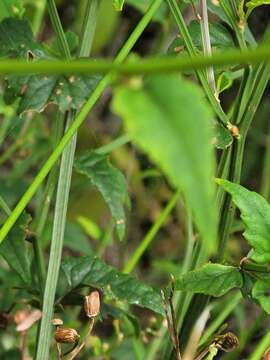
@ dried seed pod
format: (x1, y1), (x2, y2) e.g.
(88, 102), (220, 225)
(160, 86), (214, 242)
(55, 328), (80, 344)
(215, 332), (239, 352)
(227, 122), (240, 139)
(84, 291), (100, 318)
(52, 318), (63, 327)
(16, 310), (42, 332)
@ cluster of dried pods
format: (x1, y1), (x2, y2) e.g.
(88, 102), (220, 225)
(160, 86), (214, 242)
(52, 290), (100, 360)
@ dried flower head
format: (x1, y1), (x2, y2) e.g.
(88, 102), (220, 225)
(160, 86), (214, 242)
(84, 291), (100, 318)
(15, 309), (42, 332)
(52, 318), (63, 327)
(215, 332), (239, 352)
(55, 328), (80, 344)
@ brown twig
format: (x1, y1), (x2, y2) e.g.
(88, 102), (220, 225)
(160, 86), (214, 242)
(168, 278), (181, 360)
(67, 318), (95, 360)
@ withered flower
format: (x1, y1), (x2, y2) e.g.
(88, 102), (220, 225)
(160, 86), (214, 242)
(84, 291), (100, 318)
(55, 328), (80, 344)
(215, 332), (239, 352)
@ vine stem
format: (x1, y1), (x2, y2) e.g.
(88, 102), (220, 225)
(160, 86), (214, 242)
(34, 1), (163, 359)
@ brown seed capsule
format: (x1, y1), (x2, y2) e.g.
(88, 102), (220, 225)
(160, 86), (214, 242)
(227, 122), (240, 139)
(215, 332), (239, 352)
(84, 291), (100, 318)
(55, 328), (80, 344)
(52, 318), (63, 327)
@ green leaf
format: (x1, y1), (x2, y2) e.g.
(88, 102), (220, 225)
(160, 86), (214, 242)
(0, 213), (31, 284)
(0, 0), (24, 21)
(175, 263), (243, 297)
(112, 74), (217, 252)
(168, 21), (234, 55)
(217, 179), (270, 264)
(246, 0), (270, 19)
(113, 0), (125, 11)
(0, 18), (100, 114)
(74, 150), (129, 240)
(214, 123), (233, 149)
(252, 279), (270, 314)
(0, 18), (43, 59)
(57, 256), (163, 315)
(216, 70), (243, 95)
(5, 73), (100, 114)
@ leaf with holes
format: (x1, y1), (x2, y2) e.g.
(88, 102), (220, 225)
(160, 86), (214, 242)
(175, 263), (243, 297)
(57, 256), (163, 315)
(0, 18), (101, 114)
(217, 179), (270, 264)
(74, 150), (129, 240)
(0, 213), (31, 284)
(112, 74), (217, 252)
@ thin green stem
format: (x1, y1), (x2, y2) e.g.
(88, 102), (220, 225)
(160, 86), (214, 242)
(199, 0), (216, 95)
(1, 46), (270, 76)
(219, 0), (247, 49)
(34, 1), (163, 359)
(0, 0), (163, 245)
(162, 0), (228, 124)
(36, 112), (77, 360)
(123, 190), (180, 274)
(249, 330), (270, 360)
(47, 0), (71, 59)
(32, 0), (47, 36)
(78, 0), (100, 57)
(95, 134), (130, 155)
(36, 0), (98, 357)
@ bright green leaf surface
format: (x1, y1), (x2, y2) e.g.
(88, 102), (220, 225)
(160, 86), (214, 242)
(0, 213), (31, 284)
(113, 74), (217, 252)
(252, 279), (270, 314)
(214, 123), (233, 149)
(113, 0), (125, 11)
(175, 263), (243, 297)
(57, 256), (163, 314)
(74, 150), (129, 240)
(246, 1), (270, 19)
(217, 179), (270, 263)
(0, 0), (24, 21)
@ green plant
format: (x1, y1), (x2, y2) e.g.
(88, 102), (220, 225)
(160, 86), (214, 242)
(0, 0), (270, 359)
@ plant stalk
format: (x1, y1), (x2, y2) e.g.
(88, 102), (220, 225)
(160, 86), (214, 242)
(35, 1), (163, 359)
